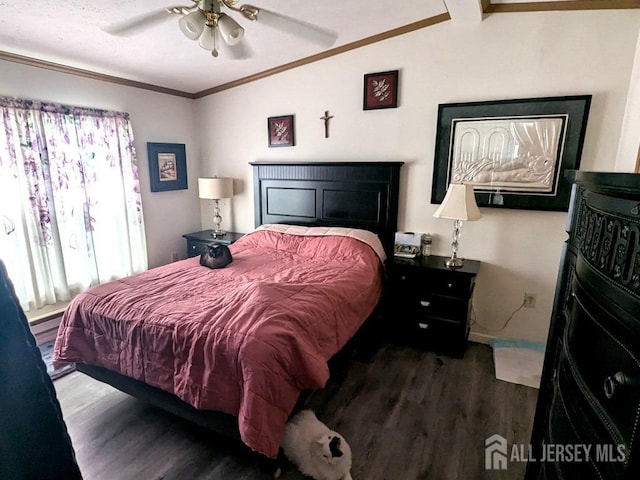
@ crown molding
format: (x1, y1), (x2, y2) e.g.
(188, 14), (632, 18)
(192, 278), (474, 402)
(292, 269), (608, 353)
(0, 51), (195, 99)
(194, 13), (451, 98)
(484, 0), (640, 13)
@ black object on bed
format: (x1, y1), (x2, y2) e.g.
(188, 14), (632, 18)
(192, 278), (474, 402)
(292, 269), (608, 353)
(73, 161), (403, 453)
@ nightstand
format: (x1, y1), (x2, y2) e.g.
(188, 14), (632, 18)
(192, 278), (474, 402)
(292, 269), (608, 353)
(386, 254), (480, 357)
(182, 230), (245, 258)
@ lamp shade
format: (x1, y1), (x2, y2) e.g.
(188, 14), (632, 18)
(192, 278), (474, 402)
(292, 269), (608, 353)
(433, 183), (481, 221)
(198, 177), (233, 199)
(198, 25), (218, 52)
(179, 10), (206, 40)
(217, 14), (245, 46)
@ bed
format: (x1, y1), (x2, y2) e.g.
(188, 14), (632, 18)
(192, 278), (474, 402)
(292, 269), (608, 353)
(53, 161), (402, 458)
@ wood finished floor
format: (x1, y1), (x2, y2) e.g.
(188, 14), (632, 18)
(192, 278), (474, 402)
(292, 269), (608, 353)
(54, 342), (538, 480)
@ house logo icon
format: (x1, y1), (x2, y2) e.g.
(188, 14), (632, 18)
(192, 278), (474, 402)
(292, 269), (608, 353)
(485, 434), (508, 470)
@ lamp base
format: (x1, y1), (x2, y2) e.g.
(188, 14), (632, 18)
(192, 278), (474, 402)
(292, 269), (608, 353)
(445, 219), (464, 269)
(445, 256), (464, 269)
(211, 198), (226, 239)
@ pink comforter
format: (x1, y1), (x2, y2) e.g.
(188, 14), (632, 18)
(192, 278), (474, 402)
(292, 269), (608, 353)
(54, 230), (382, 457)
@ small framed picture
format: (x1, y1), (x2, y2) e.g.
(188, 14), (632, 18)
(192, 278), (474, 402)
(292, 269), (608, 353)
(363, 70), (399, 110)
(147, 142), (188, 192)
(267, 115), (295, 147)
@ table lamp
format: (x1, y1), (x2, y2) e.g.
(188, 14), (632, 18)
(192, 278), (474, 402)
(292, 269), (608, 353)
(433, 183), (481, 269)
(198, 177), (234, 237)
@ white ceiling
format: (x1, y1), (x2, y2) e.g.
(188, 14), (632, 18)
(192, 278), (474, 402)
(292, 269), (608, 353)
(0, 0), (448, 94)
(0, 0), (599, 95)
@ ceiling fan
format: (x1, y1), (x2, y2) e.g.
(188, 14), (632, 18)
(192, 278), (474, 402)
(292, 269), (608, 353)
(105, 0), (338, 59)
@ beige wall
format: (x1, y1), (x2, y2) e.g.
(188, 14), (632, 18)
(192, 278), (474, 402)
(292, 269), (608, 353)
(195, 9), (640, 343)
(617, 27), (640, 172)
(2, 8), (639, 343)
(0, 60), (202, 268)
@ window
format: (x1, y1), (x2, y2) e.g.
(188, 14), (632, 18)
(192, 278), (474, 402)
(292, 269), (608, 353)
(0, 97), (147, 313)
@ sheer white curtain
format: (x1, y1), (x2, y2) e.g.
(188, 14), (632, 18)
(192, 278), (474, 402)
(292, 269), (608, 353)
(0, 97), (147, 313)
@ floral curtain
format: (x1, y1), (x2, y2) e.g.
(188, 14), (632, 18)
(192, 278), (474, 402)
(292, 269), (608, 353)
(0, 97), (147, 312)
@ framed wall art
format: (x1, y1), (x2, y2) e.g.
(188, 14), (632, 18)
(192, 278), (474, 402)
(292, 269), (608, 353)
(431, 95), (591, 211)
(363, 70), (399, 110)
(147, 142), (188, 192)
(267, 115), (295, 147)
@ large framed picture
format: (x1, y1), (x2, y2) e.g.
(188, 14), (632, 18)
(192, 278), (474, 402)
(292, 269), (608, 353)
(267, 115), (295, 148)
(431, 95), (591, 211)
(147, 142), (188, 192)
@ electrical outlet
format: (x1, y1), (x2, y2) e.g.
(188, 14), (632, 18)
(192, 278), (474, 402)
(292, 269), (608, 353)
(171, 252), (179, 262)
(524, 292), (536, 308)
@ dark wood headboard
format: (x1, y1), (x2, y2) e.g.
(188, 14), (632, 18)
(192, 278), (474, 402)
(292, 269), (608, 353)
(250, 161), (403, 255)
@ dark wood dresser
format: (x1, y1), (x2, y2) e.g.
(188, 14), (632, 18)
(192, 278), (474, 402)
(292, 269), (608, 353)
(526, 171), (640, 479)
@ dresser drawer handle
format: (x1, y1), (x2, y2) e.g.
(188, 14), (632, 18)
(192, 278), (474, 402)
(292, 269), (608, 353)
(419, 300), (431, 308)
(418, 322), (429, 330)
(604, 372), (640, 399)
(447, 282), (454, 289)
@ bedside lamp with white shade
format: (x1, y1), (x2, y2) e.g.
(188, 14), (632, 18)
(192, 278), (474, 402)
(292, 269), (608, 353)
(433, 183), (482, 269)
(198, 177), (234, 238)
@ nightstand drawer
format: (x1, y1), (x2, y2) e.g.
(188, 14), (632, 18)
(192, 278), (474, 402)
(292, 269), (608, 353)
(429, 273), (474, 298)
(403, 315), (468, 357)
(413, 295), (468, 321)
(389, 268), (473, 299)
(187, 240), (207, 257)
(182, 231), (245, 258)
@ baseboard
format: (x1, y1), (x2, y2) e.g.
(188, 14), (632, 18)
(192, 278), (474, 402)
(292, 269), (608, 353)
(469, 331), (496, 345)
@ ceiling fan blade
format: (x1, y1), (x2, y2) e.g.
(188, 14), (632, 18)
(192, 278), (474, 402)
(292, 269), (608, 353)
(254, 8), (337, 48)
(103, 7), (188, 36)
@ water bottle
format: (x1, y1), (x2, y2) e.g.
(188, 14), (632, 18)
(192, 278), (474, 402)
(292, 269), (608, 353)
(421, 234), (432, 257)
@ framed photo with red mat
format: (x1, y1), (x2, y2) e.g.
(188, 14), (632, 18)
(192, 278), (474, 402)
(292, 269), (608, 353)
(363, 70), (399, 110)
(267, 115), (295, 147)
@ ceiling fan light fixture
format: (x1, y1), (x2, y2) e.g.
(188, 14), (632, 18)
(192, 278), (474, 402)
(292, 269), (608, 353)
(106, 0), (337, 61)
(239, 4), (259, 21)
(198, 25), (219, 56)
(217, 14), (245, 46)
(179, 10), (206, 40)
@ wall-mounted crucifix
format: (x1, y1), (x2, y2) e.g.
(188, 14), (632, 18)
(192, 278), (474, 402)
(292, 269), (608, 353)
(320, 110), (334, 138)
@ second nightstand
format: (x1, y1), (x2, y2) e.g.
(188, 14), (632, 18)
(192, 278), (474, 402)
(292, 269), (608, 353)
(386, 254), (480, 357)
(182, 230), (245, 258)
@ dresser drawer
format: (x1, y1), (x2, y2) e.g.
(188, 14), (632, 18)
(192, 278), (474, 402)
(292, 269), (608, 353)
(565, 281), (640, 455)
(545, 374), (622, 479)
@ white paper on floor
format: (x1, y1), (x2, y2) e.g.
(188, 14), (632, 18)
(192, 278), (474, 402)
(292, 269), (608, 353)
(490, 339), (545, 389)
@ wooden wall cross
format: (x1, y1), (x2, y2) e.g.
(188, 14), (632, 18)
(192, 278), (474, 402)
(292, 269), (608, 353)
(320, 110), (334, 138)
